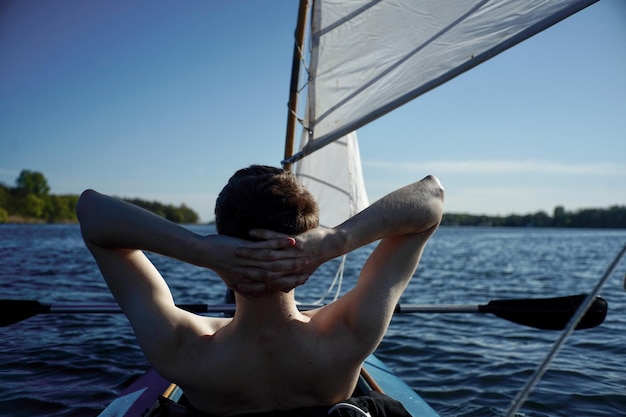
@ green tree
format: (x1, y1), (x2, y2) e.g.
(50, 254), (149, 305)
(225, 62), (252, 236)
(605, 205), (626, 228)
(532, 211), (552, 227)
(123, 198), (199, 224)
(16, 170), (50, 196)
(177, 204), (199, 224)
(0, 184), (9, 212)
(553, 205), (568, 227)
(43, 195), (79, 222)
(22, 193), (46, 218)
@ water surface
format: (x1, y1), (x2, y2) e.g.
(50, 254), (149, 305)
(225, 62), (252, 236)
(1, 225), (625, 416)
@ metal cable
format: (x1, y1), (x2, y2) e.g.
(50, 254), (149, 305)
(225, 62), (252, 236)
(505, 243), (626, 417)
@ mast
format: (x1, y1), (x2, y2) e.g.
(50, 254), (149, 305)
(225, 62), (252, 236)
(283, 0), (309, 172)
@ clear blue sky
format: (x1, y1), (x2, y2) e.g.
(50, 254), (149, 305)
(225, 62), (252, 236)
(1, 1), (624, 222)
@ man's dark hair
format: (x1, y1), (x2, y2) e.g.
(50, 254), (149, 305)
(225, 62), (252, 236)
(215, 165), (319, 240)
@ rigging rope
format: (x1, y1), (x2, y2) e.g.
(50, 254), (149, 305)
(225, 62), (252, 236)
(505, 243), (626, 417)
(297, 254), (347, 306)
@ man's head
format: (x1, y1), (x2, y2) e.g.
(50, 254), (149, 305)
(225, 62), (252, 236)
(215, 165), (319, 240)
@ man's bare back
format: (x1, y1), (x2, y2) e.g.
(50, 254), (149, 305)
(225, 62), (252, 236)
(175, 306), (365, 415)
(77, 170), (444, 415)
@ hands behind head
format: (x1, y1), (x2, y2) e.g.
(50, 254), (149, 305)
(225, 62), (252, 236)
(223, 227), (337, 297)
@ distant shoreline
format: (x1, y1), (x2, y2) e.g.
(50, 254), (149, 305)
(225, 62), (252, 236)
(1, 216), (216, 226)
(3, 216), (75, 225)
(2, 217), (624, 230)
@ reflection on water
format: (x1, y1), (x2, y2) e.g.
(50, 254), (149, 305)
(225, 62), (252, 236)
(1, 225), (625, 416)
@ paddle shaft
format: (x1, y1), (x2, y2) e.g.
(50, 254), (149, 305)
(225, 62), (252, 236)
(2, 294), (607, 330)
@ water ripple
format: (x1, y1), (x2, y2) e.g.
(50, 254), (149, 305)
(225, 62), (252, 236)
(1, 225), (625, 416)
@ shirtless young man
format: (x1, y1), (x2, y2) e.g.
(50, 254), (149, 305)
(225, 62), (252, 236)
(77, 165), (444, 416)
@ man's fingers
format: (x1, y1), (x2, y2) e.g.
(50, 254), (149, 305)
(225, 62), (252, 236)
(230, 258), (309, 281)
(235, 244), (301, 261)
(254, 237), (296, 250)
(231, 257), (308, 274)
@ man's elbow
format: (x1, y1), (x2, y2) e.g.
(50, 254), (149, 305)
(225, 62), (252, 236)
(430, 203), (444, 231)
(76, 189), (103, 245)
(423, 175), (445, 199)
(76, 189), (97, 222)
(423, 175), (445, 228)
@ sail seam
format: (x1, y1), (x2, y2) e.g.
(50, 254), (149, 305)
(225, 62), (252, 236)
(312, 0), (489, 129)
(296, 174), (352, 198)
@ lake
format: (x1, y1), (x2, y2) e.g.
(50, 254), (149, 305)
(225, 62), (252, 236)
(1, 224), (625, 416)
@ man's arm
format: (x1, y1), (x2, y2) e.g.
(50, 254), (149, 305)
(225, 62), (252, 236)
(315, 174), (444, 256)
(248, 175), (444, 356)
(76, 190), (308, 367)
(238, 175), (444, 293)
(76, 190), (307, 283)
(320, 175), (444, 353)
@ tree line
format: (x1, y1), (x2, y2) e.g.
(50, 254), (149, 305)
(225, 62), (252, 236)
(0, 170), (199, 224)
(1, 169), (624, 228)
(441, 205), (626, 228)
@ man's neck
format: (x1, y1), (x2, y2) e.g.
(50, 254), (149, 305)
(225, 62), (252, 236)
(231, 291), (304, 327)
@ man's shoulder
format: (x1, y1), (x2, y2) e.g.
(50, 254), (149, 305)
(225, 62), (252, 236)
(157, 313), (229, 355)
(152, 314), (232, 380)
(179, 314), (232, 340)
(302, 299), (358, 340)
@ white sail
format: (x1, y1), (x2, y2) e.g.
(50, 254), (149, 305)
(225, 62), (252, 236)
(285, 0), (598, 163)
(296, 131), (369, 228)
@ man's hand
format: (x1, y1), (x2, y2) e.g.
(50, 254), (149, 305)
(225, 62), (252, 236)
(206, 233), (311, 296)
(232, 227), (343, 295)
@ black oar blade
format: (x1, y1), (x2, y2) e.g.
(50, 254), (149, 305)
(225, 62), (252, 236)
(481, 294), (607, 330)
(0, 300), (51, 327)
